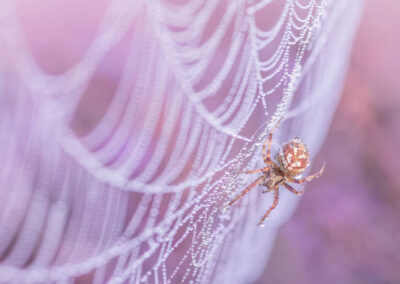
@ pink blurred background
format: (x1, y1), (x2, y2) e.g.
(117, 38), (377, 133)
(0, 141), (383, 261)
(256, 1), (400, 283)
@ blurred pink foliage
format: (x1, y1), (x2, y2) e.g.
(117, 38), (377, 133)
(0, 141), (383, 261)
(256, 1), (400, 283)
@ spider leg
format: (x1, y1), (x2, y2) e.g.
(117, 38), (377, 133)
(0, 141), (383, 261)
(290, 162), (325, 184)
(282, 182), (304, 195)
(263, 118), (283, 164)
(242, 166), (270, 175)
(259, 188), (279, 226)
(224, 176), (264, 209)
(261, 187), (273, 194)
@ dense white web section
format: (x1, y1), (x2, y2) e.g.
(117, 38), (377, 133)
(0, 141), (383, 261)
(0, 0), (361, 283)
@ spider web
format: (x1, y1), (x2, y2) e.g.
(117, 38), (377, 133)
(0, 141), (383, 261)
(0, 0), (362, 283)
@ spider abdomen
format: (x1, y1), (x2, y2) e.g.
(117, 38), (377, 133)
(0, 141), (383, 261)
(276, 137), (310, 176)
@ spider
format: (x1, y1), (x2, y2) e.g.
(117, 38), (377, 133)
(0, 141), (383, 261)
(224, 118), (325, 227)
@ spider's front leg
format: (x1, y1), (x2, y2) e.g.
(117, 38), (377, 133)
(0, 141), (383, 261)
(259, 188), (279, 226)
(242, 166), (270, 175)
(262, 118), (283, 164)
(224, 176), (264, 210)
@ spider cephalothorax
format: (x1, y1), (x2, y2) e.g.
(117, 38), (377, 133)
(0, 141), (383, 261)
(224, 118), (325, 226)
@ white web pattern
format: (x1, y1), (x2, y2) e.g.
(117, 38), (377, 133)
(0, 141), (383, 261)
(0, 0), (361, 283)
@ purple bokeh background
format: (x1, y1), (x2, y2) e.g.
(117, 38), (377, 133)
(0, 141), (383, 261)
(257, 1), (400, 283)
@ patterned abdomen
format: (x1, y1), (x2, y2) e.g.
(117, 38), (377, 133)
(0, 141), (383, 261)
(276, 137), (310, 176)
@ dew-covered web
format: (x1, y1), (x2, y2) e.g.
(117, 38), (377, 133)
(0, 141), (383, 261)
(0, 0), (361, 283)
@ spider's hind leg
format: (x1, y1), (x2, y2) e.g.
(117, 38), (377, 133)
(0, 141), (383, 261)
(261, 187), (273, 193)
(290, 162), (326, 184)
(282, 182), (304, 195)
(259, 188), (280, 226)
